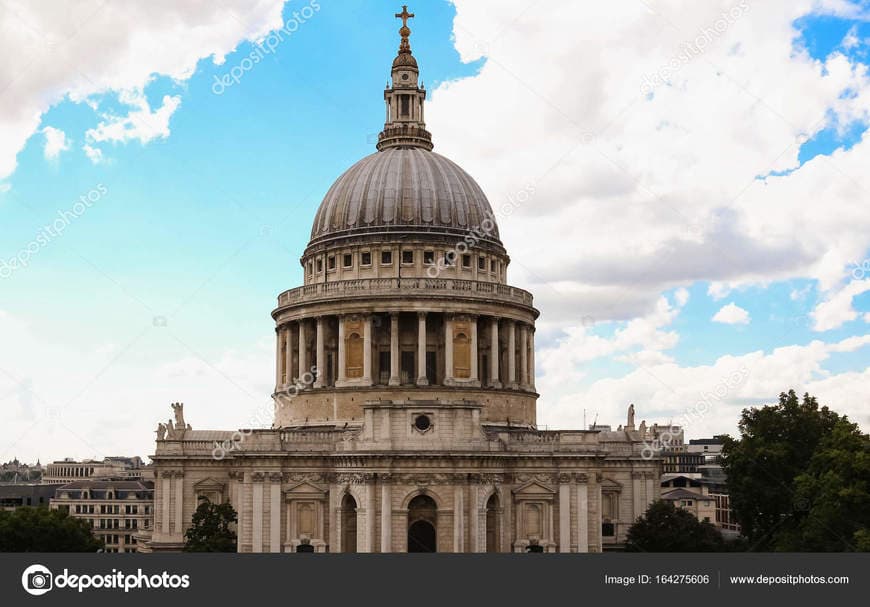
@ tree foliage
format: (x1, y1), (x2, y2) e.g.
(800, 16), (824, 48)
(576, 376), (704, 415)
(722, 389), (869, 551)
(183, 499), (238, 552)
(0, 507), (103, 552)
(625, 500), (725, 552)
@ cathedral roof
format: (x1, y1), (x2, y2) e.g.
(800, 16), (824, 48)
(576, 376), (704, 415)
(307, 10), (502, 250)
(308, 147), (501, 248)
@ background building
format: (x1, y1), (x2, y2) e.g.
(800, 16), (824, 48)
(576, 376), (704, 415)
(42, 456), (147, 484)
(0, 483), (60, 511)
(51, 480), (154, 553)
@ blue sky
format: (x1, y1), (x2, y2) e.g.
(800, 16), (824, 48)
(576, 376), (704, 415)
(1, 1), (869, 462)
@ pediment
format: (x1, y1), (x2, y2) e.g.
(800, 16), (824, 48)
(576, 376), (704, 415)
(512, 480), (556, 496)
(601, 477), (623, 491)
(193, 477), (226, 491)
(285, 480), (327, 498)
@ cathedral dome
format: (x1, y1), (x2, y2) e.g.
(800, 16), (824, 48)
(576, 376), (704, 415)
(308, 147), (502, 248)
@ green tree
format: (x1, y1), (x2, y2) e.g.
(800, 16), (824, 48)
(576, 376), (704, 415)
(625, 500), (725, 552)
(721, 390), (841, 549)
(781, 418), (870, 551)
(183, 499), (237, 552)
(0, 507), (103, 552)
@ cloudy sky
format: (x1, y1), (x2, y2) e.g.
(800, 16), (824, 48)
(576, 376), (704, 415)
(1, 0), (869, 464)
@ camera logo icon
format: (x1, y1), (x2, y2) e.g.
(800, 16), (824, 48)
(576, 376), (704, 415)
(21, 564), (53, 596)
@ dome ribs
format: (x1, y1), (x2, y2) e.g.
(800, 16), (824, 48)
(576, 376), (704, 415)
(307, 149), (503, 247)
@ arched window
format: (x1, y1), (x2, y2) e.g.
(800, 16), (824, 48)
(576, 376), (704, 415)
(341, 494), (358, 553)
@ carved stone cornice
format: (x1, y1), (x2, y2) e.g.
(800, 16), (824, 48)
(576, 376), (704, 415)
(252, 472), (266, 482)
(269, 472), (283, 483)
(574, 473), (589, 483)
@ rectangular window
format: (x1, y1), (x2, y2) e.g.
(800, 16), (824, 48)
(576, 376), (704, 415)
(444, 251), (456, 266)
(478, 256), (486, 270)
(343, 253), (352, 268)
(328, 256), (336, 270)
(423, 250), (434, 264)
(402, 250), (414, 264)
(381, 250), (392, 265)
(400, 95), (410, 117)
(490, 259), (496, 272)
(316, 258), (323, 273)
(361, 252), (372, 266)
(462, 254), (471, 268)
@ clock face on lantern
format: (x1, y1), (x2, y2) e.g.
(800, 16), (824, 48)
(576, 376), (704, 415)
(401, 73), (410, 81)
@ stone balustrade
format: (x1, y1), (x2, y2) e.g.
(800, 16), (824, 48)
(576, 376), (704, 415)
(276, 277), (534, 308)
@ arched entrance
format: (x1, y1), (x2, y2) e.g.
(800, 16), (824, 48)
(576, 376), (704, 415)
(341, 494), (357, 553)
(407, 494), (437, 552)
(485, 493), (500, 552)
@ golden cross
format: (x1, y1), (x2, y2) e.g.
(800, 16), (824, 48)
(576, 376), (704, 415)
(395, 5), (414, 28)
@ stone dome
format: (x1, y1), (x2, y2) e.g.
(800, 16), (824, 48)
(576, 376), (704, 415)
(308, 147), (503, 249)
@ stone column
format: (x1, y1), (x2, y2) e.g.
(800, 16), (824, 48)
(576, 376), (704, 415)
(632, 472), (643, 520)
(507, 321), (517, 388)
(416, 312), (428, 385)
(645, 472), (656, 509)
(597, 479), (604, 552)
(337, 316), (347, 383)
(389, 313), (400, 386)
(314, 317), (325, 388)
(270, 473), (282, 553)
(284, 325), (292, 385)
(363, 315), (372, 385)
(160, 472), (171, 536)
(252, 474), (264, 553)
(470, 483), (480, 552)
(275, 328), (283, 389)
(358, 481), (375, 553)
(577, 478), (589, 553)
(235, 474), (246, 553)
(559, 476), (571, 553)
(529, 327), (536, 391)
(445, 315), (454, 383)
(173, 472), (184, 536)
(381, 478), (392, 553)
(298, 320), (308, 383)
(470, 316), (479, 382)
(489, 318), (501, 388)
(453, 484), (464, 553)
(519, 324), (529, 388)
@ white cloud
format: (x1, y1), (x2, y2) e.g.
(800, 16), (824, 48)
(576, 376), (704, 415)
(85, 92), (181, 148)
(41, 126), (69, 159)
(712, 302), (751, 325)
(537, 334), (870, 437)
(0, 0), (288, 179)
(811, 279), (870, 331)
(674, 287), (690, 307)
(429, 0), (870, 324)
(82, 144), (104, 164)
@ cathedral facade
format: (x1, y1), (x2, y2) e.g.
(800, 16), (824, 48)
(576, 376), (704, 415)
(145, 8), (660, 554)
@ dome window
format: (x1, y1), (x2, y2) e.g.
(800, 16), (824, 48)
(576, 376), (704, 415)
(316, 258), (323, 273)
(462, 254), (471, 268)
(402, 250), (414, 264)
(343, 253), (353, 268)
(423, 250), (434, 265)
(381, 250), (393, 265)
(361, 252), (372, 266)
(478, 256), (486, 270)
(328, 256), (336, 270)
